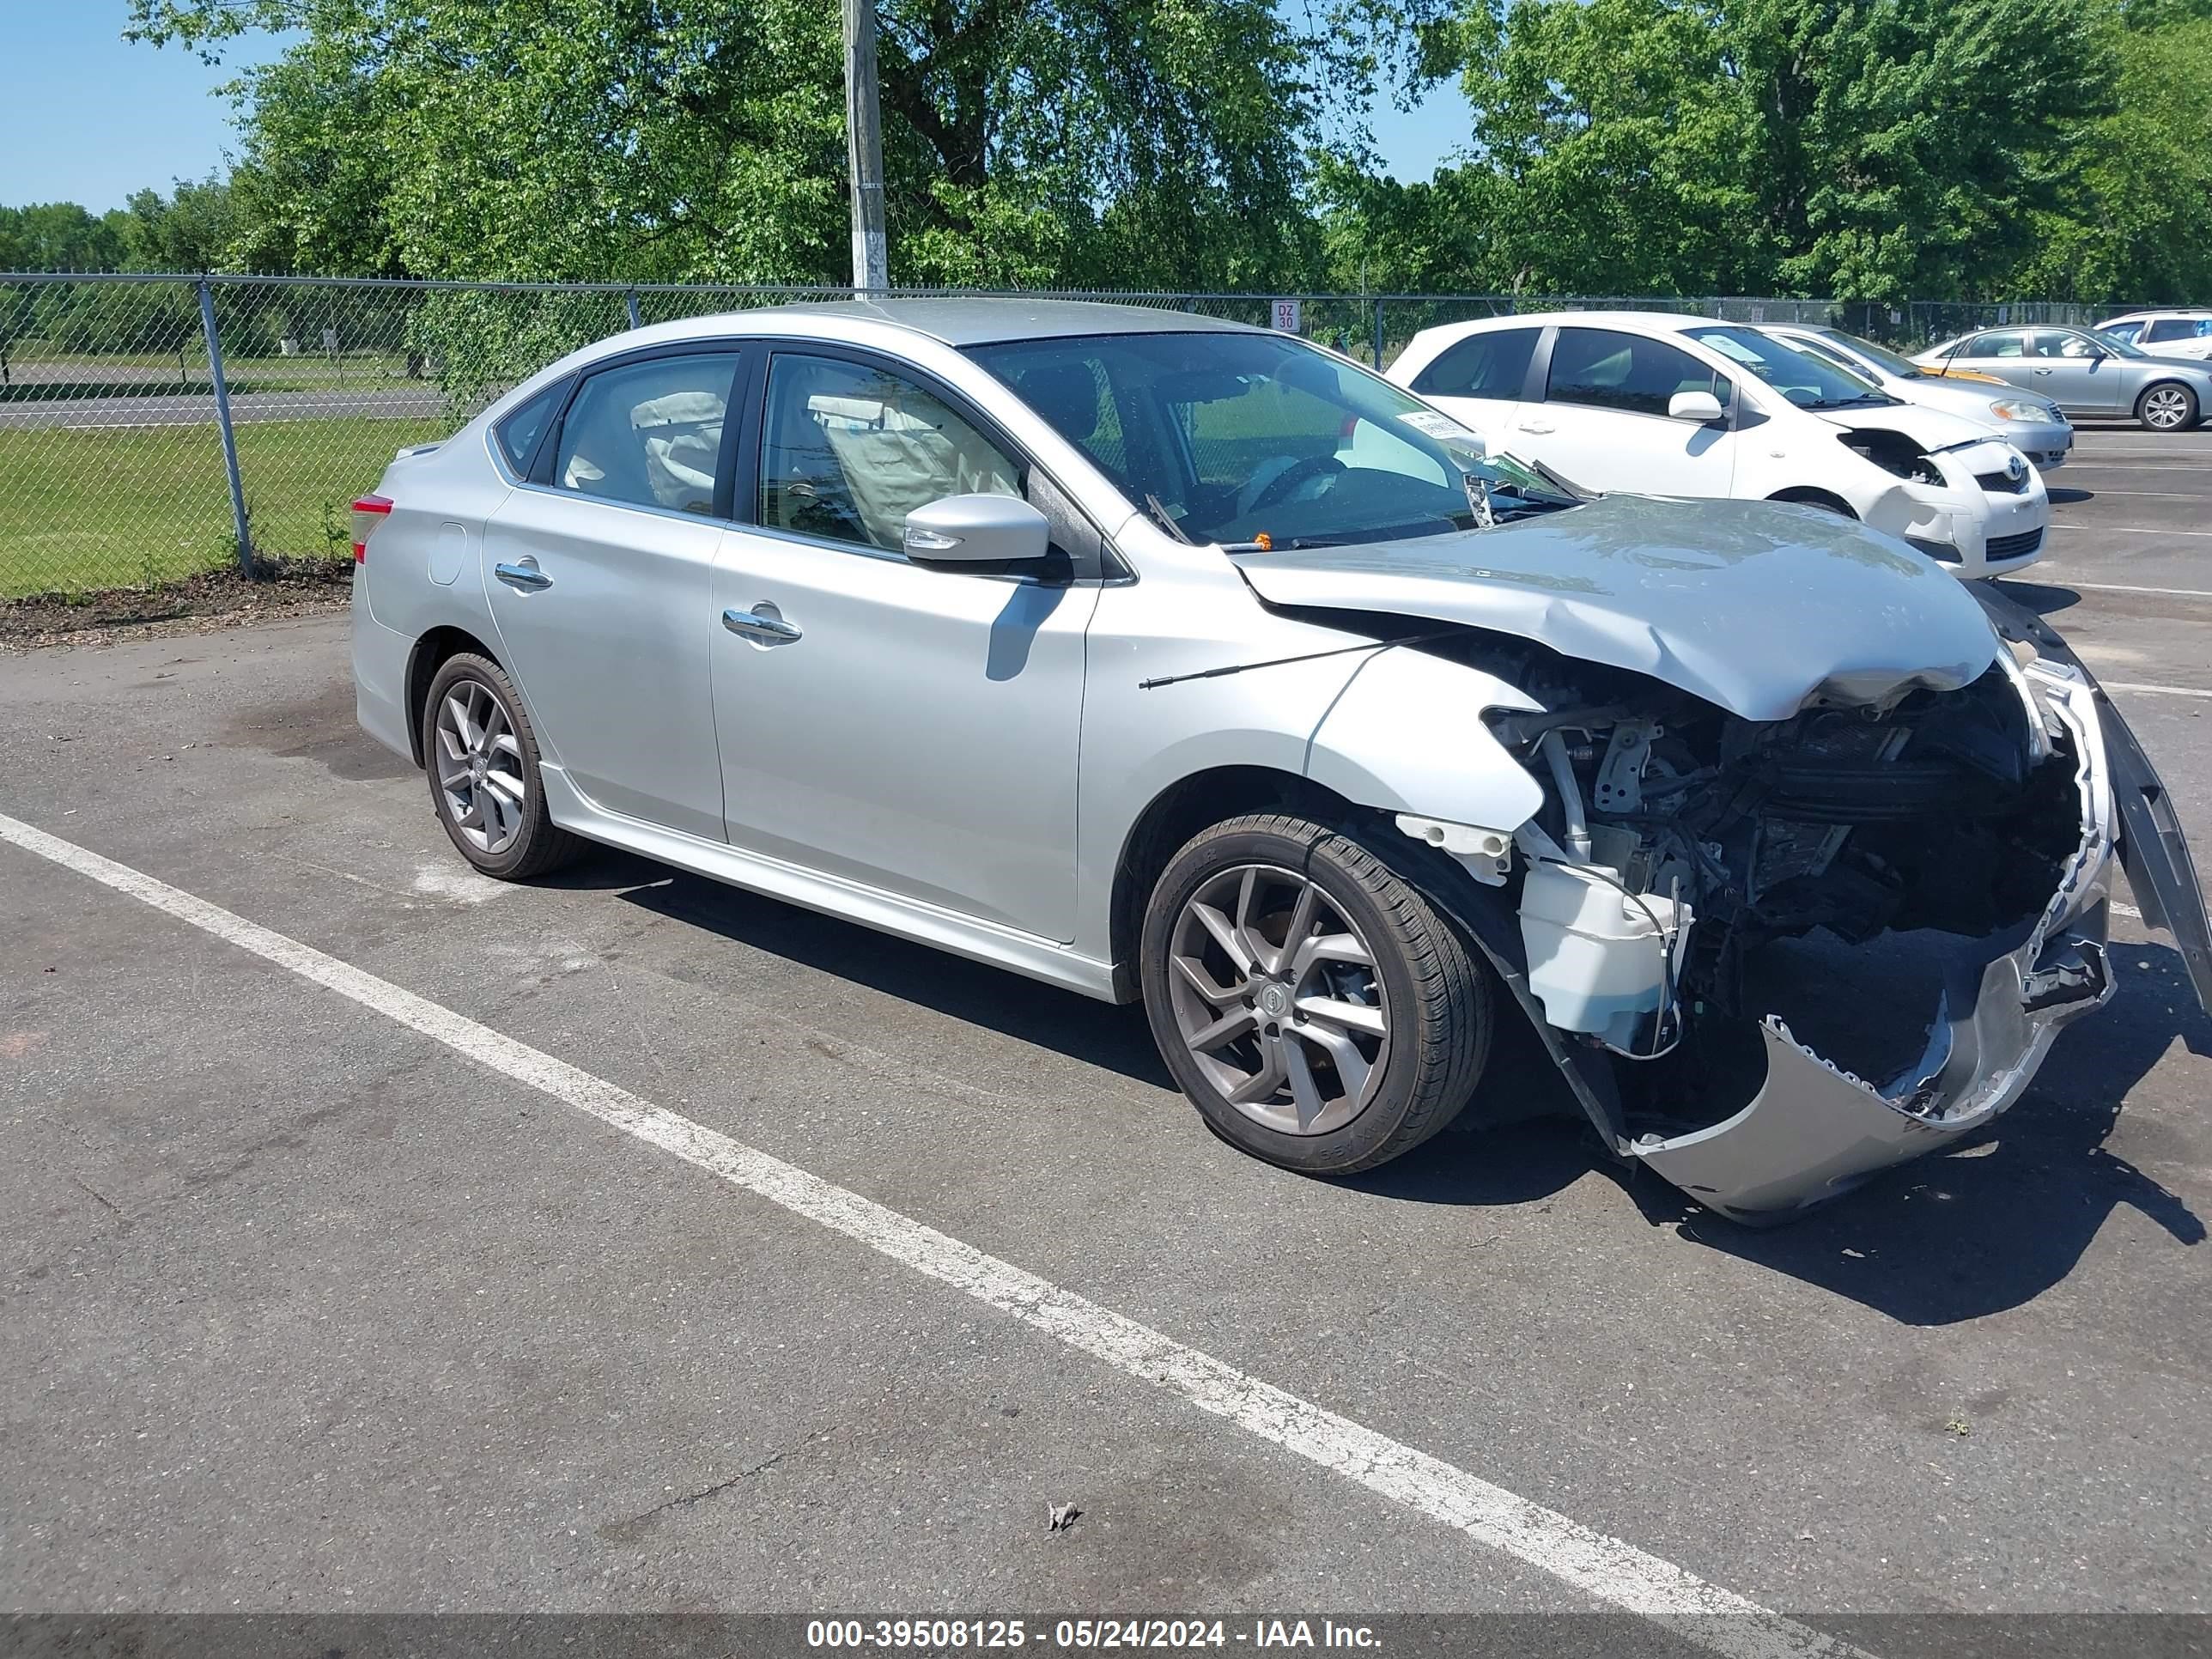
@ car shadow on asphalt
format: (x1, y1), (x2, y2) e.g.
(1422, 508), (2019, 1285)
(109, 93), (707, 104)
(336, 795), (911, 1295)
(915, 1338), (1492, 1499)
(585, 854), (1175, 1087)
(1997, 578), (2081, 617)
(1347, 939), (2209, 1326)
(578, 846), (2204, 1328)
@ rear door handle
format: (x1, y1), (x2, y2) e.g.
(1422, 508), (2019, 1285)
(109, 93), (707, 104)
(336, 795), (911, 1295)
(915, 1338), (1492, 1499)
(495, 560), (552, 592)
(722, 605), (802, 643)
(1516, 419), (1554, 434)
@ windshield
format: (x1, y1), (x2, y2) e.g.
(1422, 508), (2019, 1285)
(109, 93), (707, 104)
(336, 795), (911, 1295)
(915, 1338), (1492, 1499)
(966, 331), (1576, 549)
(2089, 327), (2150, 359)
(1821, 329), (1926, 380)
(1682, 325), (1895, 409)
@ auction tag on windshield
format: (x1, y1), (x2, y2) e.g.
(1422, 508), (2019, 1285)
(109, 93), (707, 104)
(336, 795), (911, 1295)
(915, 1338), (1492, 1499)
(1398, 409), (1486, 453)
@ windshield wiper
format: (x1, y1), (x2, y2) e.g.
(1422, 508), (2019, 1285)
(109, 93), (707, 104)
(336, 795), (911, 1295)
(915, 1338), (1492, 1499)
(1144, 493), (1194, 544)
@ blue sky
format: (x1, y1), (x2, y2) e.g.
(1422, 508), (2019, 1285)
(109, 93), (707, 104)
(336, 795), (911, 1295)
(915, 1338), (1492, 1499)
(0, 2), (1472, 214)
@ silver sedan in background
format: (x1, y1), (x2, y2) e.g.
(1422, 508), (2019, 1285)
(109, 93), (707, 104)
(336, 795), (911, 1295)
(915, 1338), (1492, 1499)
(1762, 322), (2074, 469)
(1915, 324), (2212, 430)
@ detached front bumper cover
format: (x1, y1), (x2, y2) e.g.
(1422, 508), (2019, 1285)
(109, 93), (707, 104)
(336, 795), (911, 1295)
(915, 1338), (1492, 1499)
(1630, 609), (2208, 1224)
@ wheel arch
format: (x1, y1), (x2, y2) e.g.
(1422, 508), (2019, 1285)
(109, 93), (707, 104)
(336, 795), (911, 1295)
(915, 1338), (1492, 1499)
(1767, 486), (1859, 519)
(1108, 766), (1359, 1001)
(405, 625), (501, 767)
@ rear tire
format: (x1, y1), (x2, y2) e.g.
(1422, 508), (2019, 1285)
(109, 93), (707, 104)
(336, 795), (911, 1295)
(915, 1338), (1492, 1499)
(422, 652), (583, 880)
(2137, 381), (2199, 431)
(1139, 813), (1492, 1176)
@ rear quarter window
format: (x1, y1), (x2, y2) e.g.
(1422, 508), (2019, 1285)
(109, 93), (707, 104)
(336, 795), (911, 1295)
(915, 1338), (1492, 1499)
(495, 381), (566, 475)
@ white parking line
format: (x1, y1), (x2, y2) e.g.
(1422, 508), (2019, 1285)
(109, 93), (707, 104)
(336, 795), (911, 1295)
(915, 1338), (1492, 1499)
(2104, 681), (2212, 700)
(0, 808), (1865, 1659)
(2029, 574), (2212, 599)
(2047, 525), (2212, 537)
(2056, 463), (2212, 472)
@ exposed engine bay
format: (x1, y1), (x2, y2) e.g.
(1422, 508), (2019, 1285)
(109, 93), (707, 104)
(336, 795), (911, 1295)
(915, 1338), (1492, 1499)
(1232, 500), (2210, 1221)
(1412, 628), (2121, 1221)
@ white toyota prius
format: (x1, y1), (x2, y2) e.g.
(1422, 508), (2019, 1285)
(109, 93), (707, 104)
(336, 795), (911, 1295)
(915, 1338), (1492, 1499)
(1388, 311), (2051, 578)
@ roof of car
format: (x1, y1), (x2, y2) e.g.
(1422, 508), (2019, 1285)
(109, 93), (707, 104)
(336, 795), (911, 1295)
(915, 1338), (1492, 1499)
(656, 297), (1262, 348)
(2099, 308), (2212, 320)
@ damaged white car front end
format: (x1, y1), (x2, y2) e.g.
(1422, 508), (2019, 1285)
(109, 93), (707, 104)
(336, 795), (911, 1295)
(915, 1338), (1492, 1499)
(1237, 496), (2210, 1224)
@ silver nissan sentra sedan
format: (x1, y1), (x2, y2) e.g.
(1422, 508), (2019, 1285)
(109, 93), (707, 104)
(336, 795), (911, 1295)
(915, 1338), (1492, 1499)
(350, 300), (2211, 1223)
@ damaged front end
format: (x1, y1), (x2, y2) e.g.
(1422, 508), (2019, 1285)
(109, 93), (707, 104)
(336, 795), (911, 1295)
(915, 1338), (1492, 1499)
(1423, 599), (2203, 1224)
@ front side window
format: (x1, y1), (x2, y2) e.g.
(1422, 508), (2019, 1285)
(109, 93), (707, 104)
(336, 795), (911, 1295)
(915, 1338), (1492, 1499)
(2100, 321), (2145, 345)
(1412, 327), (1540, 400)
(969, 330), (1574, 550)
(552, 353), (736, 514)
(1548, 328), (1734, 417)
(759, 354), (1020, 553)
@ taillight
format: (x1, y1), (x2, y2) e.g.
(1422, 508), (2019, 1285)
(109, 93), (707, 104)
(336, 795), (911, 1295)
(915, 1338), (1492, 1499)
(350, 495), (392, 562)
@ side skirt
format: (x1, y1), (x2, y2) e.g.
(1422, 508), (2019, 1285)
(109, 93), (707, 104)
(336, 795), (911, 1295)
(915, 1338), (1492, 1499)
(538, 765), (1121, 1003)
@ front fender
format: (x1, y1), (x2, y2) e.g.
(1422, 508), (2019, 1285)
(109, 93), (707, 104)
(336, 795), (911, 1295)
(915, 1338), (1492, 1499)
(1303, 644), (1545, 834)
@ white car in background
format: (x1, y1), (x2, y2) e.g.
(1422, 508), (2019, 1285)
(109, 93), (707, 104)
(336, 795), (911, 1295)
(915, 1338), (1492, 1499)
(1759, 322), (2074, 471)
(2095, 310), (2212, 361)
(1389, 312), (2051, 578)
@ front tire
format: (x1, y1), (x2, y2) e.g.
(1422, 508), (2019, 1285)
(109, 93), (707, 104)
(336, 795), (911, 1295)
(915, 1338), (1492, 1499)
(1139, 813), (1492, 1175)
(422, 652), (582, 880)
(2137, 381), (2199, 431)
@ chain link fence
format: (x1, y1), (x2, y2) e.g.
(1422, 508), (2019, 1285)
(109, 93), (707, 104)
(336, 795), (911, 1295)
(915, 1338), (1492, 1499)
(0, 273), (2157, 600)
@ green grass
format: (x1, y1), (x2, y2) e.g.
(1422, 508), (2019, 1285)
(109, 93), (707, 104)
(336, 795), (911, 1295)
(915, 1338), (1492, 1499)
(0, 416), (448, 599)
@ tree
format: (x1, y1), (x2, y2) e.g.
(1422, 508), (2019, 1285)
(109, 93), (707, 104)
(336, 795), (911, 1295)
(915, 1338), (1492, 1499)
(0, 202), (126, 271)
(116, 175), (241, 271)
(122, 0), (1414, 289)
(2008, 17), (2212, 301)
(1414, 0), (2118, 300)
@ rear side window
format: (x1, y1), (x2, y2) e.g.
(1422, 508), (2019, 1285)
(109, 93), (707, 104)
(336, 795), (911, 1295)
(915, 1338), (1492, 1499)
(2143, 318), (2210, 343)
(1963, 331), (2027, 358)
(1546, 328), (1722, 418)
(1411, 327), (1539, 400)
(551, 353), (738, 514)
(495, 381), (564, 475)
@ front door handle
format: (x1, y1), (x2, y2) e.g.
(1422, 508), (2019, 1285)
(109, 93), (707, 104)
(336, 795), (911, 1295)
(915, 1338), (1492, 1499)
(722, 605), (802, 644)
(495, 560), (552, 592)
(1516, 419), (1554, 434)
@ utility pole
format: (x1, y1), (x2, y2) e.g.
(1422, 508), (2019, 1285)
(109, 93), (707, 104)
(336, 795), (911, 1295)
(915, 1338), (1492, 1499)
(843, 0), (890, 298)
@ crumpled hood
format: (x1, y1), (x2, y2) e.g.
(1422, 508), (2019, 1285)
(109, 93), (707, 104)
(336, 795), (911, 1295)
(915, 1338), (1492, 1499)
(1814, 399), (2008, 452)
(1231, 494), (2000, 722)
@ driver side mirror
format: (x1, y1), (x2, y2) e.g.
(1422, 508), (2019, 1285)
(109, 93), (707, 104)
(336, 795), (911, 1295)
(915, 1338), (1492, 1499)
(1668, 390), (1726, 425)
(902, 494), (1052, 566)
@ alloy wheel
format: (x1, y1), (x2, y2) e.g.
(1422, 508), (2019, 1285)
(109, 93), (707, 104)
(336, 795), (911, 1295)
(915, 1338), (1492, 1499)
(2142, 386), (2193, 429)
(1165, 863), (1391, 1136)
(434, 678), (527, 855)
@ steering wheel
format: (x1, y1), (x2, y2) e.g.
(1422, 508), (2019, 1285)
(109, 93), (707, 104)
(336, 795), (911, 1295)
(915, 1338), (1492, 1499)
(1243, 453), (1346, 516)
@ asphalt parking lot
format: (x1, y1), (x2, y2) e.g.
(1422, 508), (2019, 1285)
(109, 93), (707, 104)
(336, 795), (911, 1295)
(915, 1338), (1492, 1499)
(3, 424), (2209, 1646)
